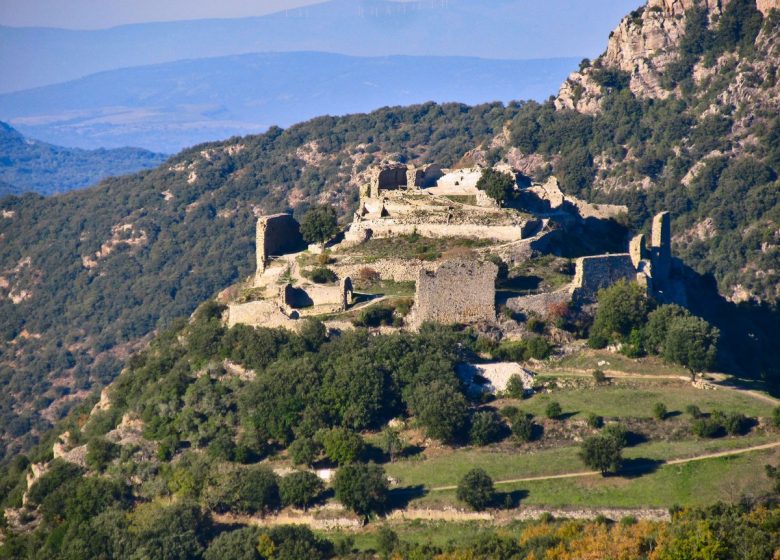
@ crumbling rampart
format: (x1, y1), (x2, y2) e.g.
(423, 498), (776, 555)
(255, 214), (303, 283)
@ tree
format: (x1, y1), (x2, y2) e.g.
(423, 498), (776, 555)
(476, 168), (515, 206)
(511, 414), (536, 443)
(333, 463), (388, 523)
(663, 316), (719, 378)
(288, 437), (321, 467)
(299, 205), (339, 245)
(579, 434), (623, 475)
(590, 280), (649, 344)
(505, 374), (527, 398)
(409, 381), (468, 444)
(376, 526), (399, 559)
(645, 304), (689, 354)
(316, 428), (364, 465)
(279, 471), (324, 511)
(380, 428), (403, 462)
(204, 527), (263, 560)
(456, 468), (495, 511)
(469, 410), (505, 446)
(653, 402), (668, 420)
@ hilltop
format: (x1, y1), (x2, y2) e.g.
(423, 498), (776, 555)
(0, 122), (167, 197)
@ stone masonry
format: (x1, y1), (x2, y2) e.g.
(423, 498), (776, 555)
(409, 259), (498, 327)
(255, 214), (304, 284)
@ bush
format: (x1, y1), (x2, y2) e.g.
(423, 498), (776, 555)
(545, 401), (563, 419)
(579, 434), (623, 475)
(653, 402), (668, 421)
(773, 406), (780, 428)
(723, 412), (749, 435)
(354, 305), (395, 328)
(204, 527), (263, 560)
(333, 463), (388, 522)
(589, 280), (649, 344)
(692, 417), (725, 439)
(587, 413), (604, 429)
(685, 405), (702, 419)
(306, 267), (338, 284)
(469, 410), (505, 446)
(85, 437), (120, 472)
(204, 465), (280, 515)
(511, 414), (536, 443)
(592, 369), (606, 384)
(505, 374), (527, 399)
(279, 471), (324, 511)
(456, 468), (495, 511)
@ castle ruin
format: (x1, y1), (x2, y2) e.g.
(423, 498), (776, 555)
(255, 213), (304, 284)
(408, 259), (498, 327)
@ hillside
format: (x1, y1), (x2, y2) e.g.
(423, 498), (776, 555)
(0, 0), (638, 92)
(0, 122), (167, 196)
(0, 53), (578, 152)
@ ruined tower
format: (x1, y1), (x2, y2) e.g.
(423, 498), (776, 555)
(650, 211), (671, 286)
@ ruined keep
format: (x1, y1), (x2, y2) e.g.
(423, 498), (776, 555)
(409, 259), (498, 327)
(255, 214), (304, 284)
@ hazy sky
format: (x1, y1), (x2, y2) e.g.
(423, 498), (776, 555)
(0, 0), (330, 29)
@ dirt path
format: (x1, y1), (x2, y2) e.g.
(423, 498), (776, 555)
(430, 439), (780, 491)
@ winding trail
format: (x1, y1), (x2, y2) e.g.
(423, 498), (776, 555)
(429, 439), (780, 492)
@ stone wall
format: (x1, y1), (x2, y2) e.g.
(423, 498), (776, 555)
(650, 211), (671, 284)
(505, 289), (573, 317)
(227, 300), (297, 329)
(571, 254), (637, 303)
(411, 259), (497, 326)
(280, 277), (353, 311)
(256, 214), (303, 283)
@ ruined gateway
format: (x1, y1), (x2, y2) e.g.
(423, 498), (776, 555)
(226, 160), (682, 331)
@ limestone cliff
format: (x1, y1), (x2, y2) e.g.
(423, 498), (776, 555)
(556, 0), (779, 113)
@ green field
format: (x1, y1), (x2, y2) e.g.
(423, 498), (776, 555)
(514, 380), (775, 419)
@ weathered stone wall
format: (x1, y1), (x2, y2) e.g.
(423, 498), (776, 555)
(505, 289), (573, 317)
(280, 277), (353, 311)
(650, 211), (671, 284)
(571, 254), (637, 302)
(256, 214), (303, 282)
(411, 259), (497, 326)
(227, 300), (297, 329)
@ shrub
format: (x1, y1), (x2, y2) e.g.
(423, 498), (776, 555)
(204, 465), (281, 515)
(333, 463), (388, 523)
(692, 417), (725, 438)
(527, 316), (545, 334)
(306, 267), (338, 284)
(505, 374), (527, 399)
(592, 369), (607, 384)
(511, 414), (536, 443)
(85, 437), (120, 472)
(773, 406), (780, 428)
(456, 468), (495, 511)
(380, 428), (403, 462)
(579, 434), (623, 475)
(357, 267), (380, 285)
(653, 402), (668, 421)
(685, 405), (702, 419)
(469, 410), (505, 446)
(354, 305), (395, 328)
(545, 401), (563, 419)
(723, 412), (749, 435)
(279, 471), (324, 511)
(587, 413), (604, 429)
(476, 168), (515, 206)
(589, 280), (649, 344)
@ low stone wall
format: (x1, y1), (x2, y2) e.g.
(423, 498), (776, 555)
(506, 289), (573, 316)
(227, 300), (296, 329)
(335, 259), (424, 283)
(354, 221), (525, 242)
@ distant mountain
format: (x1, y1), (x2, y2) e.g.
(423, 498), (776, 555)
(0, 122), (167, 197)
(0, 52), (579, 153)
(0, 0), (639, 93)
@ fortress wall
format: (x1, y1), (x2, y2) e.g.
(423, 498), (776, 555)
(413, 260), (497, 325)
(505, 289), (573, 317)
(572, 254), (637, 302)
(227, 301), (296, 329)
(256, 214), (303, 281)
(354, 221), (525, 242)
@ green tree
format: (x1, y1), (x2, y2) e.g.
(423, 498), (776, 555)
(590, 280), (649, 344)
(645, 304), (689, 354)
(299, 205), (339, 245)
(288, 437), (321, 467)
(376, 526), (399, 559)
(654, 402), (668, 420)
(476, 168), (515, 206)
(579, 434), (623, 475)
(511, 413), (536, 442)
(505, 374), (527, 398)
(380, 428), (403, 462)
(279, 471), (324, 511)
(333, 463), (388, 524)
(663, 316), (720, 378)
(409, 381), (468, 444)
(456, 468), (495, 511)
(316, 428), (364, 465)
(203, 527), (263, 560)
